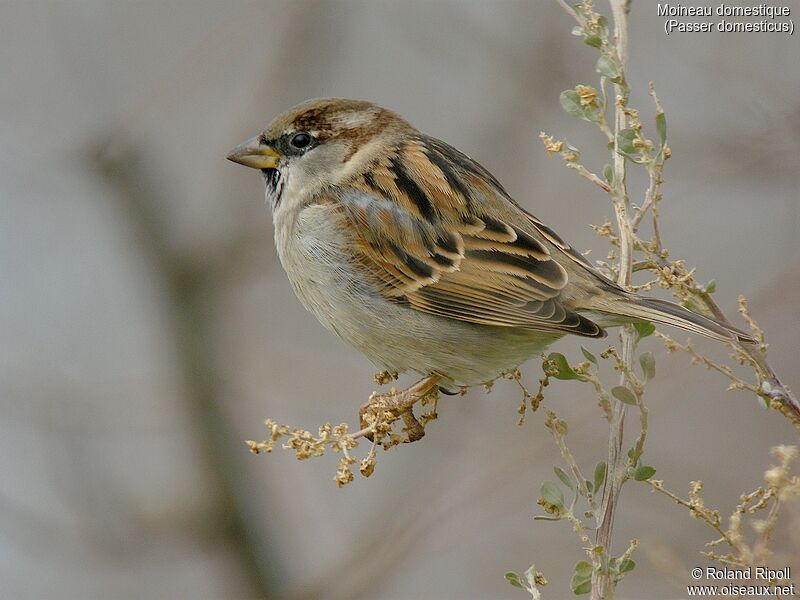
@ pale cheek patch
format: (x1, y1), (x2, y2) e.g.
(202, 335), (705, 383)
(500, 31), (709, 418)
(335, 136), (385, 184)
(283, 143), (348, 205)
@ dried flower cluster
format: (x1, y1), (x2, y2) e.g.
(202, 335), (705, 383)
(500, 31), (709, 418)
(246, 375), (443, 487)
(650, 445), (800, 573)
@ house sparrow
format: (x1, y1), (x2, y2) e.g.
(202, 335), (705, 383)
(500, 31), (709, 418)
(227, 98), (750, 433)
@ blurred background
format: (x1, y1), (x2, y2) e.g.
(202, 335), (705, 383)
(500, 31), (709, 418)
(2, 1), (799, 598)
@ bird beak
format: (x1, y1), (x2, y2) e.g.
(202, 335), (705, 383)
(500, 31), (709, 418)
(226, 136), (281, 169)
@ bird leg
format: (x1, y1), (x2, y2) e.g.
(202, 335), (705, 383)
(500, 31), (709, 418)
(359, 374), (441, 443)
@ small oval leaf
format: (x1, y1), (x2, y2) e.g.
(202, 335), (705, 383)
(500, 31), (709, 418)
(619, 558), (636, 574)
(593, 461), (607, 493)
(655, 112), (667, 144)
(612, 386), (637, 405)
(574, 561), (593, 577)
(555, 466), (575, 490)
(540, 481), (565, 508)
(505, 572), (524, 589)
(560, 90), (586, 119)
(616, 129), (637, 155)
(634, 466), (656, 481)
(571, 574), (592, 595)
(545, 353), (580, 380)
(581, 346), (598, 366)
(596, 55), (619, 80)
(639, 351), (656, 381)
(634, 321), (656, 339)
(584, 35), (602, 48)
(603, 164), (614, 184)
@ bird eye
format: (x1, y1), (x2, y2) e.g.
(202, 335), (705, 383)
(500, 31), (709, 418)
(289, 132), (312, 149)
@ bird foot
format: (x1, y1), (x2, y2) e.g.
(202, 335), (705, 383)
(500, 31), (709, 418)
(359, 375), (441, 443)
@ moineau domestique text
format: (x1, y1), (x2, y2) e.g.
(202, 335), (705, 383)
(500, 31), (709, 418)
(657, 4), (790, 18)
(706, 567), (791, 580)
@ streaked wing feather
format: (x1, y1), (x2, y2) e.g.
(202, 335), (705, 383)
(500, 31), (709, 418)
(337, 135), (606, 338)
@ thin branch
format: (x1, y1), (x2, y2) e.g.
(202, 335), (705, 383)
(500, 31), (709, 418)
(593, 1), (633, 598)
(555, 0), (581, 22)
(567, 163), (613, 193)
(641, 225), (800, 417)
(631, 86), (665, 233)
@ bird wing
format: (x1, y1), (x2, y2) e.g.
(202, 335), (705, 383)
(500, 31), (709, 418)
(333, 134), (605, 338)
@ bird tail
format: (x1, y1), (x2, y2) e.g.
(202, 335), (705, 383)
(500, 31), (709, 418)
(590, 294), (755, 344)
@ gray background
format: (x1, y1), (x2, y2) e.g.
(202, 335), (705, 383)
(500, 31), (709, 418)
(2, 1), (798, 598)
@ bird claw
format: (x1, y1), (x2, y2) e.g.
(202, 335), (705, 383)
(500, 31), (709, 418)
(358, 375), (441, 444)
(400, 409), (425, 442)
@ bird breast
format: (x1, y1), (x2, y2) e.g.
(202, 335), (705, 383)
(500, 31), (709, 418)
(271, 198), (558, 386)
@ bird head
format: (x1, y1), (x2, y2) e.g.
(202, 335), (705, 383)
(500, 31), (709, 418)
(227, 98), (410, 208)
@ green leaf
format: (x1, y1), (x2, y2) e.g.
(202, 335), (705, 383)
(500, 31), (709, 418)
(571, 574), (592, 595)
(560, 90), (586, 119)
(585, 480), (593, 493)
(584, 34), (602, 48)
(655, 112), (667, 145)
(560, 90), (599, 123)
(603, 163), (614, 184)
(504, 572), (525, 589)
(704, 279), (717, 294)
(633, 321), (656, 339)
(545, 352), (580, 380)
(616, 128), (637, 155)
(593, 461), (607, 493)
(619, 559), (636, 574)
(574, 561), (593, 577)
(634, 466), (657, 481)
(540, 481), (565, 508)
(595, 55), (619, 81)
(612, 386), (637, 405)
(581, 346), (598, 366)
(555, 466), (575, 490)
(682, 299), (702, 313)
(571, 561), (593, 595)
(639, 351), (656, 381)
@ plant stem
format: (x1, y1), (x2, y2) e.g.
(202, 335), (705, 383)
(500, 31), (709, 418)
(592, 2), (632, 598)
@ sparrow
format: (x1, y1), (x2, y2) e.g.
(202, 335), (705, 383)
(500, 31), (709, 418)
(227, 98), (751, 401)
